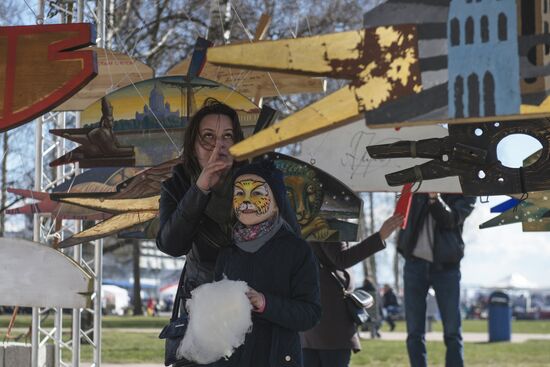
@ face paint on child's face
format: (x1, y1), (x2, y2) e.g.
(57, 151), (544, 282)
(233, 174), (278, 226)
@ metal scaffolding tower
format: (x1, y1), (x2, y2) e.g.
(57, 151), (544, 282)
(31, 1), (106, 366)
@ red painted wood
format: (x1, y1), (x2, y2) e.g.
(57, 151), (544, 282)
(0, 23), (97, 131)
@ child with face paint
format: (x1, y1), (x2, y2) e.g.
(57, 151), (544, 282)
(214, 160), (321, 367)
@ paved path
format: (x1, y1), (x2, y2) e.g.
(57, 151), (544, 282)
(359, 331), (550, 343)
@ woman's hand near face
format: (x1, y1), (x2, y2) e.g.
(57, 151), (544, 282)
(379, 214), (404, 241)
(196, 142), (233, 191)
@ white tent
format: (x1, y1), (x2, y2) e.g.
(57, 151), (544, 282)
(160, 283), (178, 301)
(102, 284), (130, 315)
(494, 273), (538, 289)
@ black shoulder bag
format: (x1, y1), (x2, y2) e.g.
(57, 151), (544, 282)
(326, 266), (374, 326)
(311, 243), (374, 326)
(158, 266), (193, 367)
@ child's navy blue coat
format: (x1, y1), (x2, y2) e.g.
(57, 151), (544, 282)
(214, 226), (321, 367)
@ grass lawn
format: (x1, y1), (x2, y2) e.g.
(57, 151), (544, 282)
(2, 315), (550, 334)
(76, 330), (550, 366)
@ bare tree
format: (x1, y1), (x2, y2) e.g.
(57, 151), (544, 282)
(132, 239), (143, 315)
(0, 132), (8, 236)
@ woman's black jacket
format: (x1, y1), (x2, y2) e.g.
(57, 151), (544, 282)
(156, 163), (233, 296)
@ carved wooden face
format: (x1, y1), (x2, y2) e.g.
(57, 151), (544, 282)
(233, 174), (278, 226)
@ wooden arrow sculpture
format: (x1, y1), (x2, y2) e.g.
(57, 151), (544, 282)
(0, 23), (97, 131)
(207, 25), (422, 160)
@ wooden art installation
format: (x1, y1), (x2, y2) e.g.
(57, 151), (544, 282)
(204, 1), (550, 163)
(55, 47), (154, 111)
(51, 152), (362, 246)
(367, 118), (550, 196)
(0, 238), (92, 309)
(289, 117), (461, 193)
(49, 75), (260, 167)
(272, 153), (362, 242)
(166, 14), (324, 101)
(479, 192), (550, 232)
(6, 166), (140, 220)
(208, 24), (422, 160)
(0, 23), (97, 131)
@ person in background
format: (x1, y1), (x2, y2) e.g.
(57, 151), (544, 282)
(358, 277), (383, 339)
(397, 193), (475, 367)
(300, 213), (403, 367)
(382, 284), (399, 331)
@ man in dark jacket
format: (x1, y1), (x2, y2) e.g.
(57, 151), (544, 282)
(397, 193), (475, 367)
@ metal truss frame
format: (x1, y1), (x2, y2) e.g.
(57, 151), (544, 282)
(31, 1), (106, 366)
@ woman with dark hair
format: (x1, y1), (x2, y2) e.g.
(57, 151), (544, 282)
(156, 98), (246, 299)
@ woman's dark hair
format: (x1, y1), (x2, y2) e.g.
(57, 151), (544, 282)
(182, 98), (244, 178)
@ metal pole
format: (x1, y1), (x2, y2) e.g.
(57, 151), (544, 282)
(94, 239), (103, 367)
(36, 0), (45, 24)
(53, 113), (64, 367)
(77, 0), (84, 22)
(93, 3), (106, 366)
(72, 110), (83, 367)
(31, 116), (43, 367)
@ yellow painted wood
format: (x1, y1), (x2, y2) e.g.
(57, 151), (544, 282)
(59, 195), (160, 212)
(166, 61), (324, 99)
(208, 30), (366, 76)
(72, 211), (157, 239)
(229, 59), (421, 159)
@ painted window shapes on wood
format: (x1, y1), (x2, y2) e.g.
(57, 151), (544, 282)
(451, 18), (460, 46)
(468, 73), (480, 117)
(466, 17), (474, 45)
(498, 13), (508, 41)
(454, 76), (464, 118)
(483, 72), (495, 116)
(481, 16), (489, 43)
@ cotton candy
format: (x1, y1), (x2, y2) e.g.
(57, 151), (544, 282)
(177, 278), (252, 364)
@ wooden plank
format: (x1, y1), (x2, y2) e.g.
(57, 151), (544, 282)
(59, 211), (158, 248)
(254, 14), (271, 41)
(207, 26), (421, 160)
(59, 195), (160, 212)
(0, 23), (97, 131)
(0, 238), (92, 309)
(55, 47), (154, 111)
(166, 60), (324, 99)
(289, 117), (461, 193)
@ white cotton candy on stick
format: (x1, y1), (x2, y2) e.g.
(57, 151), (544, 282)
(176, 278), (253, 364)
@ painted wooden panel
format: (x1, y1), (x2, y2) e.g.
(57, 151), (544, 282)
(55, 47), (153, 111)
(289, 117), (461, 193)
(50, 76), (260, 167)
(167, 60), (324, 100)
(6, 167), (140, 220)
(59, 195), (159, 212)
(0, 238), (92, 308)
(203, 1), (550, 160)
(58, 211), (158, 248)
(209, 26), (421, 160)
(0, 23), (97, 131)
